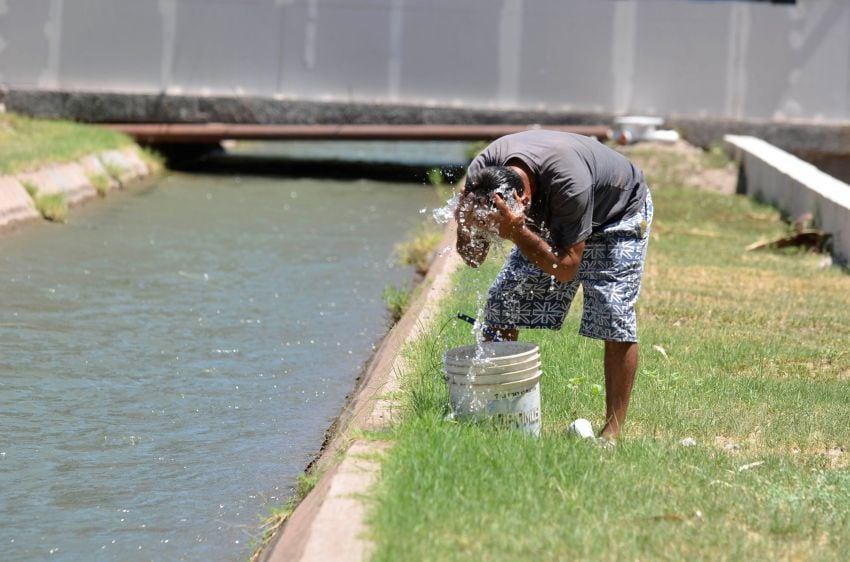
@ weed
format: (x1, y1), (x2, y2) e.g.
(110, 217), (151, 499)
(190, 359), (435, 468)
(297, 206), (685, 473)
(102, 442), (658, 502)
(427, 167), (444, 186)
(382, 283), (412, 324)
(34, 192), (68, 223)
(249, 472), (321, 562)
(21, 181), (68, 222)
(102, 161), (125, 183)
(702, 141), (733, 169)
(88, 173), (111, 197)
(21, 180), (38, 199)
(139, 146), (166, 172)
(395, 222), (443, 275)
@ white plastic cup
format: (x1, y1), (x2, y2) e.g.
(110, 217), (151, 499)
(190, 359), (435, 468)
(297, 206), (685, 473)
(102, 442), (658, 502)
(567, 418), (594, 440)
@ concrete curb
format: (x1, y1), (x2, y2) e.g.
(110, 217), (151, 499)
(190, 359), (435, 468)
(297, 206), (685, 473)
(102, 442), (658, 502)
(0, 145), (158, 231)
(725, 135), (850, 264)
(259, 226), (462, 562)
(0, 176), (40, 226)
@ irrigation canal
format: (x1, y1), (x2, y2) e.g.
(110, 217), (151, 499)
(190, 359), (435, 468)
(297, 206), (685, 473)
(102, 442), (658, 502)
(0, 141), (465, 561)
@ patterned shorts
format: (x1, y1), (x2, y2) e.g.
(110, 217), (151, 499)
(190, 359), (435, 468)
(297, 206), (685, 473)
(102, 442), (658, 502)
(485, 190), (653, 342)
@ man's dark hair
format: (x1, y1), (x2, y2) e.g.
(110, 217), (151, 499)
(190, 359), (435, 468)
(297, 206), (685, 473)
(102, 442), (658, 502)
(464, 166), (524, 205)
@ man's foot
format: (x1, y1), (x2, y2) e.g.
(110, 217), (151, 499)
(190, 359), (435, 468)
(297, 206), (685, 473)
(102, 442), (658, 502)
(597, 436), (617, 450)
(599, 421), (620, 441)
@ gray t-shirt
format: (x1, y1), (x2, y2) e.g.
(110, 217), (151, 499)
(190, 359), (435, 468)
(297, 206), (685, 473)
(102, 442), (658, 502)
(467, 130), (648, 248)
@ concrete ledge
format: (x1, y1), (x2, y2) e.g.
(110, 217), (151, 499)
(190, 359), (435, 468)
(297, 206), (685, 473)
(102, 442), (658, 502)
(259, 227), (462, 562)
(79, 154), (120, 192)
(99, 147), (149, 186)
(0, 177), (40, 228)
(0, 146), (156, 232)
(725, 135), (850, 264)
(17, 162), (97, 207)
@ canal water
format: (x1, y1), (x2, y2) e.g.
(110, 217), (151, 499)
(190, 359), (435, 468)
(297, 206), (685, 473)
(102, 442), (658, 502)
(0, 161), (443, 560)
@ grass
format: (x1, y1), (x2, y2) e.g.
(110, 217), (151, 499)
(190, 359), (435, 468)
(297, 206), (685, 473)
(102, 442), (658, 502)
(249, 472), (320, 562)
(139, 146), (166, 173)
(34, 192), (68, 222)
(102, 161), (127, 184)
(395, 221), (445, 275)
(22, 181), (68, 222)
(382, 283), (414, 325)
(365, 146), (850, 561)
(701, 140), (735, 169)
(0, 112), (133, 174)
(427, 167), (446, 186)
(88, 173), (112, 197)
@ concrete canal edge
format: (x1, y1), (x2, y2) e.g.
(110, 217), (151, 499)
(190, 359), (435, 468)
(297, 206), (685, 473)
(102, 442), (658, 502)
(0, 145), (160, 231)
(259, 226), (463, 562)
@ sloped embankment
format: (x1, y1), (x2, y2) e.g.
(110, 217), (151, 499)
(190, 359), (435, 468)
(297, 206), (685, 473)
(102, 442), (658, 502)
(0, 113), (161, 229)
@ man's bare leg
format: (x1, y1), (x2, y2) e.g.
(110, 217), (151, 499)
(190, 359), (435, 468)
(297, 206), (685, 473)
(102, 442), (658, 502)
(600, 341), (638, 439)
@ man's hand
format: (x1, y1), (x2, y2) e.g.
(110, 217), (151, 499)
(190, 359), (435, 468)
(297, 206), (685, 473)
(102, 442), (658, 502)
(454, 192), (492, 232)
(490, 192), (527, 241)
(455, 190), (526, 239)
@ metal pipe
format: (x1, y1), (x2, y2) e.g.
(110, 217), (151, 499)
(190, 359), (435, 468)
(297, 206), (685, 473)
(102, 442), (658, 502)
(105, 123), (611, 144)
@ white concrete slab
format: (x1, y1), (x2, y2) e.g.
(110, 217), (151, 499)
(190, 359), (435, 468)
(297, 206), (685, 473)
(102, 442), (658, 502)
(725, 134), (850, 264)
(0, 176), (40, 228)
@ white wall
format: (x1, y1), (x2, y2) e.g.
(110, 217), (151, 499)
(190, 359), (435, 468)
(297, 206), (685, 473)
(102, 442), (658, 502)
(1, 0), (848, 122)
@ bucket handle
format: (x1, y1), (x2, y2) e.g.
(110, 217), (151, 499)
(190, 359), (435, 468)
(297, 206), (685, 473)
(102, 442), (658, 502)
(457, 313), (504, 342)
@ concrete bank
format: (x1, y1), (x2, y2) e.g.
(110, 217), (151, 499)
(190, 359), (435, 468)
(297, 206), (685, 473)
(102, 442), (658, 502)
(725, 135), (850, 265)
(258, 227), (463, 562)
(0, 145), (157, 231)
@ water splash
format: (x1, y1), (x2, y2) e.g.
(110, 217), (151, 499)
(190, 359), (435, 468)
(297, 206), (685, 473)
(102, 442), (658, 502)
(432, 192), (459, 225)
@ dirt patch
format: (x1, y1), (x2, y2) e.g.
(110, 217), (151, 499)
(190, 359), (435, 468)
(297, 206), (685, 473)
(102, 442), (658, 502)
(692, 167), (737, 194)
(619, 140), (738, 194)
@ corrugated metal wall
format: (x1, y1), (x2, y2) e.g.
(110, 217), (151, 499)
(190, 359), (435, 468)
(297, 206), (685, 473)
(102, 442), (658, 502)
(1, 0), (847, 121)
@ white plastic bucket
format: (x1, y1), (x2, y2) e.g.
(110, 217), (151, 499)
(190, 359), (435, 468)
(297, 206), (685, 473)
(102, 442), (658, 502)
(445, 362), (540, 385)
(445, 342), (539, 367)
(443, 343), (542, 436)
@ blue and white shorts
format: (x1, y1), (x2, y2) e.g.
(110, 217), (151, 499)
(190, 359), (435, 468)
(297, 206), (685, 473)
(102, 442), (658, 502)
(485, 190), (653, 342)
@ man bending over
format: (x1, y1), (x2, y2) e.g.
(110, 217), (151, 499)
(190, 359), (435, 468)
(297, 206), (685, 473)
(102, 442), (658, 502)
(455, 130), (653, 440)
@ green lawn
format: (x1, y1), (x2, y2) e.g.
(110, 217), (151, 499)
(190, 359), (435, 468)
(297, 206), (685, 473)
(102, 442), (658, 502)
(366, 145), (850, 561)
(0, 112), (133, 174)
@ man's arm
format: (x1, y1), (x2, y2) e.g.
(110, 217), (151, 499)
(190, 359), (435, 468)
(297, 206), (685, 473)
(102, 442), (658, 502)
(509, 225), (584, 283)
(491, 194), (584, 283)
